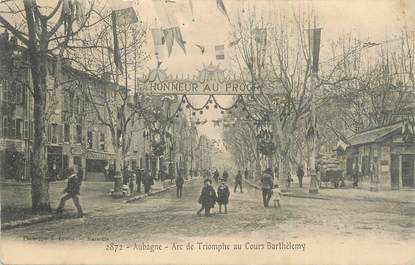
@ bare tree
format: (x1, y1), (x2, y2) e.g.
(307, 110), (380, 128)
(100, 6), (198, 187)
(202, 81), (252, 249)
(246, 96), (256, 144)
(0, 0), (101, 211)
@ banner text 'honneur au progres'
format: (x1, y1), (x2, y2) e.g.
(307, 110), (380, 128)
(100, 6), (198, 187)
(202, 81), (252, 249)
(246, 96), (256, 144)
(136, 80), (264, 95)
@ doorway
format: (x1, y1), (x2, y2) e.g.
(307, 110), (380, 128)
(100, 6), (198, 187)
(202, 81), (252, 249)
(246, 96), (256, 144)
(401, 155), (415, 188)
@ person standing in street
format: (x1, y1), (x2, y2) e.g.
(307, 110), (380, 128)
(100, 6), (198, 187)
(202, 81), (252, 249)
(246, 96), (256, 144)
(260, 168), (274, 207)
(244, 168), (249, 180)
(234, 170), (243, 193)
(176, 171), (184, 198)
(222, 170), (229, 182)
(197, 179), (217, 217)
(213, 169), (220, 183)
(217, 179), (230, 214)
(296, 165), (304, 188)
(56, 167), (83, 218)
(271, 184), (282, 208)
(135, 168), (142, 193)
(143, 170), (154, 194)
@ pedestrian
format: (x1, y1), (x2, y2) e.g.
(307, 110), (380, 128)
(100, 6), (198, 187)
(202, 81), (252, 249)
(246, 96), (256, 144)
(143, 170), (154, 194)
(176, 171), (184, 198)
(135, 168), (142, 193)
(196, 179), (217, 217)
(296, 165), (304, 188)
(129, 171), (135, 195)
(222, 170), (229, 182)
(244, 168), (249, 179)
(260, 168), (273, 207)
(287, 170), (293, 189)
(213, 169), (219, 183)
(352, 164), (359, 188)
(56, 167), (83, 218)
(217, 179), (230, 214)
(234, 170), (243, 193)
(271, 184), (282, 208)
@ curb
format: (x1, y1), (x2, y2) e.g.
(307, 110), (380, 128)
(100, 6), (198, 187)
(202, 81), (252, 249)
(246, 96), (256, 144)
(1, 215), (59, 230)
(244, 179), (329, 201)
(124, 178), (194, 203)
(1, 178), (196, 230)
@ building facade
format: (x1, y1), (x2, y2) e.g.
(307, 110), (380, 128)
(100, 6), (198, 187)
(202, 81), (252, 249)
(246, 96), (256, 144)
(345, 121), (415, 190)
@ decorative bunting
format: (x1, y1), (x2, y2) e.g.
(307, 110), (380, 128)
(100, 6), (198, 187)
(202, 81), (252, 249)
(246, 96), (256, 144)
(151, 28), (166, 61)
(255, 28), (267, 46)
(229, 38), (240, 47)
(216, 0), (230, 21)
(308, 28), (322, 73)
(173, 27), (186, 54)
(163, 28), (175, 56)
(153, 0), (178, 27)
(111, 12), (123, 73)
(215, 45), (225, 60)
(195, 44), (205, 54)
(189, 0), (194, 19)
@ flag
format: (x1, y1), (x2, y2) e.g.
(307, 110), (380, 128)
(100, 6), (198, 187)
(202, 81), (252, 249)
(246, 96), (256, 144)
(255, 28), (267, 46)
(163, 28), (175, 56)
(308, 28), (322, 73)
(195, 44), (205, 54)
(111, 11), (123, 73)
(173, 27), (186, 54)
(215, 45), (225, 60)
(151, 28), (165, 60)
(229, 38), (240, 47)
(110, 0), (139, 26)
(189, 0), (194, 18)
(153, 0), (178, 27)
(216, 0), (230, 21)
(113, 7), (139, 26)
(402, 121), (414, 143)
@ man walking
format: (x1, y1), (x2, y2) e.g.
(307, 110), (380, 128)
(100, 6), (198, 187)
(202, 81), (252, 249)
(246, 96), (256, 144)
(135, 168), (142, 193)
(56, 167), (83, 218)
(296, 165), (304, 188)
(176, 171), (184, 198)
(234, 170), (243, 193)
(260, 168), (273, 207)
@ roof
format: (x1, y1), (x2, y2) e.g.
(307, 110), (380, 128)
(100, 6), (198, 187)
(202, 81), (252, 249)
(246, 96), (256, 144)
(347, 121), (403, 146)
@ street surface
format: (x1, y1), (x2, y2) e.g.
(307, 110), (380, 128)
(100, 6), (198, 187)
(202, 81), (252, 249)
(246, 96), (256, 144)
(2, 177), (414, 244)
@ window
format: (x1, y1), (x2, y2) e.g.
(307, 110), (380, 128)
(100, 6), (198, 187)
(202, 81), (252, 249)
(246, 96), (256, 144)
(15, 119), (22, 139)
(9, 119), (16, 138)
(3, 117), (8, 137)
(48, 123), (58, 144)
(76, 125), (82, 144)
(87, 130), (93, 149)
(99, 132), (105, 151)
(64, 123), (70, 143)
(24, 120), (29, 139)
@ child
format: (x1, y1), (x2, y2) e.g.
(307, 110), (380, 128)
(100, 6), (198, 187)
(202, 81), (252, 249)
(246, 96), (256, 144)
(271, 184), (281, 208)
(217, 179), (230, 214)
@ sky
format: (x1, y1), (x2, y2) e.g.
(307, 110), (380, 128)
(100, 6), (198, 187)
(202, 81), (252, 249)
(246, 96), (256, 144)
(128, 0), (415, 140)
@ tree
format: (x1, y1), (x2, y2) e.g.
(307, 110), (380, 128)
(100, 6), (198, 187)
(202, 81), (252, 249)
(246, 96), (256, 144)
(227, 7), (357, 190)
(64, 14), (149, 193)
(0, 0), (102, 211)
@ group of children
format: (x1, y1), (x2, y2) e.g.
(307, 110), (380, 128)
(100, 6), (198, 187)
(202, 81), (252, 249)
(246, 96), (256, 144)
(197, 175), (282, 217)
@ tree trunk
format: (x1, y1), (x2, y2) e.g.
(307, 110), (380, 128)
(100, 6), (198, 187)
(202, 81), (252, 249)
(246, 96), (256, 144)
(24, 1), (51, 211)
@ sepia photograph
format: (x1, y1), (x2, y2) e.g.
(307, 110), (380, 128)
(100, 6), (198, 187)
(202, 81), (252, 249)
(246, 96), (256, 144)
(0, 0), (414, 264)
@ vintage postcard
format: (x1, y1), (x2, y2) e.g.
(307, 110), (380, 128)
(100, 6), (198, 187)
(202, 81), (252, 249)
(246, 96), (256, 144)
(0, 0), (414, 264)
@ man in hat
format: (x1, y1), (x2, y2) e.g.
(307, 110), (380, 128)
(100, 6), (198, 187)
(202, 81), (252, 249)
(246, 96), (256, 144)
(56, 166), (83, 218)
(197, 178), (217, 216)
(234, 170), (243, 193)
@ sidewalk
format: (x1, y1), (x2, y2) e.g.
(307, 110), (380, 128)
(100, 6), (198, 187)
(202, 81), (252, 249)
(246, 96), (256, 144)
(244, 178), (415, 203)
(1, 177), (196, 230)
